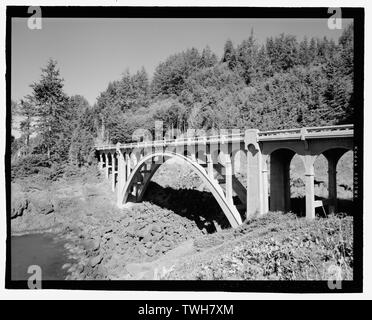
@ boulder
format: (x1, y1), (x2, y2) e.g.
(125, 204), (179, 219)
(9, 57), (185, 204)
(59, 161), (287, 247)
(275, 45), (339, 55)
(146, 249), (155, 257)
(136, 225), (152, 239)
(92, 239), (101, 251)
(154, 244), (165, 253)
(31, 199), (54, 215)
(152, 224), (162, 233)
(137, 245), (147, 256)
(122, 220), (130, 227)
(162, 240), (172, 248)
(89, 255), (103, 267)
(144, 241), (153, 249)
(11, 198), (29, 219)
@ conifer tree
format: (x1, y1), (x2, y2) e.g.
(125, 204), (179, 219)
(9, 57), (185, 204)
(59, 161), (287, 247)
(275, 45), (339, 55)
(31, 59), (69, 160)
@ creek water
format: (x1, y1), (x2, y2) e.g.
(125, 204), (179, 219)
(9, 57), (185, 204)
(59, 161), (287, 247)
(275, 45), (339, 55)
(11, 233), (73, 280)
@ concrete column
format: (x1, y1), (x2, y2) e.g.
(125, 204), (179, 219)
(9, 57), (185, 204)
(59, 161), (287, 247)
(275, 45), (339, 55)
(206, 153), (214, 180)
(189, 144), (197, 162)
(111, 154), (116, 192)
(284, 161), (291, 212)
(99, 153), (104, 170)
(262, 156), (269, 214)
(225, 155), (233, 205)
(328, 155), (337, 214)
(246, 141), (263, 216)
(302, 155), (316, 220)
(305, 170), (315, 220)
(126, 154), (131, 180)
(116, 153), (126, 207)
(105, 153), (109, 179)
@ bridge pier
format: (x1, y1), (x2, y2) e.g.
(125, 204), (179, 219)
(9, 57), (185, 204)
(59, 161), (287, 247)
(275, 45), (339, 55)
(305, 170), (315, 219)
(112, 153), (117, 192)
(116, 150), (126, 207)
(99, 153), (104, 170)
(206, 153), (214, 179)
(262, 155), (269, 214)
(245, 129), (264, 217)
(126, 153), (131, 180)
(105, 153), (109, 179)
(323, 149), (346, 215)
(302, 155), (316, 220)
(224, 155), (233, 205)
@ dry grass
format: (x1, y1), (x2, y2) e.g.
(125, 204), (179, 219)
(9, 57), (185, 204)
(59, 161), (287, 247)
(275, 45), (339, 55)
(165, 212), (353, 280)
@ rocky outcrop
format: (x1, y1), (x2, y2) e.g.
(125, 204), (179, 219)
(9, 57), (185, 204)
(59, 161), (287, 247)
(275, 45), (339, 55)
(63, 201), (207, 280)
(11, 199), (29, 219)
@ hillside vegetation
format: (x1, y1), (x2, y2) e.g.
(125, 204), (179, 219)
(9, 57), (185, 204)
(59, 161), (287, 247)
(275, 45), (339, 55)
(164, 212), (353, 280)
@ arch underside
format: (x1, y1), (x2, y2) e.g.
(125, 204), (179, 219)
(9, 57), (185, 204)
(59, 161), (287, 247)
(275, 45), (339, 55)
(119, 151), (244, 228)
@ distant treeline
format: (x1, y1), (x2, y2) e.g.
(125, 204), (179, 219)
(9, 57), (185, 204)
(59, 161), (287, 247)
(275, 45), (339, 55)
(11, 23), (353, 175)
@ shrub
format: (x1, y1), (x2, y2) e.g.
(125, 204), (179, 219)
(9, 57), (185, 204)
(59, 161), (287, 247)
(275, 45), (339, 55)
(11, 154), (51, 180)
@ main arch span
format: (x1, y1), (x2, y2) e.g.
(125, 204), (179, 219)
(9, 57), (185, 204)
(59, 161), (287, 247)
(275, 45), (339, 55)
(95, 124), (354, 228)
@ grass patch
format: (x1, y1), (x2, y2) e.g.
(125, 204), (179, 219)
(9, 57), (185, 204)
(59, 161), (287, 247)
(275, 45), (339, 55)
(167, 212), (353, 280)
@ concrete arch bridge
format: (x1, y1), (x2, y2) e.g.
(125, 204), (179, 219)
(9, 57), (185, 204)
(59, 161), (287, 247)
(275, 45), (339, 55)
(95, 125), (354, 228)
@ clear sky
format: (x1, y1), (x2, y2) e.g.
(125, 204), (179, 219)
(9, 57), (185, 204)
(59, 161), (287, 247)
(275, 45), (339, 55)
(11, 18), (352, 106)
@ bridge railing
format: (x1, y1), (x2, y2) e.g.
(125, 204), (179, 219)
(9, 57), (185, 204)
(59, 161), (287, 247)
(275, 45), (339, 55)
(94, 124), (353, 150)
(257, 124), (354, 141)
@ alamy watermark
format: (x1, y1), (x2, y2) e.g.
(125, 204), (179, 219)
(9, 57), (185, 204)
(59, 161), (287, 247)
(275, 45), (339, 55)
(327, 264), (343, 290)
(27, 265), (42, 289)
(27, 6), (42, 30)
(328, 8), (342, 30)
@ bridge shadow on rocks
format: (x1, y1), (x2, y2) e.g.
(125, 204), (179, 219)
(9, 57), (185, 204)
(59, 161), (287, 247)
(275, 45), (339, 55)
(142, 181), (238, 234)
(141, 182), (354, 232)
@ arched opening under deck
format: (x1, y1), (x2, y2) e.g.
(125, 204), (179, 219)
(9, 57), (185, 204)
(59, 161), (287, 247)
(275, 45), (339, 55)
(313, 148), (354, 216)
(268, 148), (296, 213)
(266, 147), (353, 217)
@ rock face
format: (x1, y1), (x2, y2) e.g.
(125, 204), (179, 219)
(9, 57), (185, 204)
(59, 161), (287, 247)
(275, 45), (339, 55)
(71, 200), (209, 280)
(11, 195), (55, 219)
(31, 199), (55, 215)
(89, 255), (103, 267)
(11, 169), (226, 280)
(11, 199), (29, 219)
